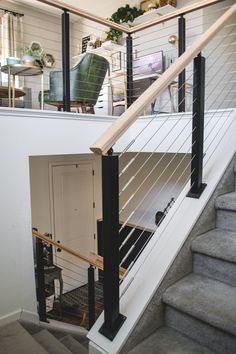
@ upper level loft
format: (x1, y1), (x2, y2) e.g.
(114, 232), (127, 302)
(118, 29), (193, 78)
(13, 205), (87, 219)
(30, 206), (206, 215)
(1, 0), (234, 119)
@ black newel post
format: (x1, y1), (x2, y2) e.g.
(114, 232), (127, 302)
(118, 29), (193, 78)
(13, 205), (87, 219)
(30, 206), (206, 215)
(35, 238), (47, 322)
(178, 15), (186, 112)
(99, 148), (126, 340)
(126, 34), (134, 107)
(62, 10), (70, 112)
(187, 53), (207, 198)
(88, 266), (95, 329)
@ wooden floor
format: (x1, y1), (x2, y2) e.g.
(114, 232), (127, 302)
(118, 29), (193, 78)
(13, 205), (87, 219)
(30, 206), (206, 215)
(47, 281), (103, 329)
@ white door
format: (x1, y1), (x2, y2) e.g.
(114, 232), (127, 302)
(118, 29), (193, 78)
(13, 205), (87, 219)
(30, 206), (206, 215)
(51, 163), (95, 293)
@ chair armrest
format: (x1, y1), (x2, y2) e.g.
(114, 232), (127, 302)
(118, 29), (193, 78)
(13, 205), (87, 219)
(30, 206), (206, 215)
(49, 70), (63, 102)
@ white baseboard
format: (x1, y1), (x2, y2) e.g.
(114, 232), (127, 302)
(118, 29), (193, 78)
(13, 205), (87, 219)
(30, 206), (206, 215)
(0, 310), (21, 327)
(20, 309), (39, 323)
(0, 309), (39, 327)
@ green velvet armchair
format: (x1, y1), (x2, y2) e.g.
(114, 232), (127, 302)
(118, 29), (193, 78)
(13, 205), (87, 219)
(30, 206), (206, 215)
(41, 53), (109, 113)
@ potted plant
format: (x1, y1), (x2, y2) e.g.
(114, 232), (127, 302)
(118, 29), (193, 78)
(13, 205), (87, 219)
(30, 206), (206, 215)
(106, 5), (144, 43)
(22, 46), (36, 66)
(21, 42), (43, 67)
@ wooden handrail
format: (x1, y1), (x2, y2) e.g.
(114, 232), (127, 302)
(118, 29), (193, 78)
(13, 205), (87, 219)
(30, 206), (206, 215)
(32, 229), (126, 278)
(129, 0), (225, 33)
(90, 3), (236, 155)
(37, 0), (130, 33)
(37, 0), (225, 35)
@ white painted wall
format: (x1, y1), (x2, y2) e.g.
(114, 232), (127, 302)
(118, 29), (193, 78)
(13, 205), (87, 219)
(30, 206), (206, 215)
(0, 108), (119, 320)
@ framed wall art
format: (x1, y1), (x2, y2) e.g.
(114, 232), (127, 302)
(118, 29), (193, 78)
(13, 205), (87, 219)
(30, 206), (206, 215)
(82, 35), (91, 53)
(111, 51), (122, 72)
(41, 53), (55, 68)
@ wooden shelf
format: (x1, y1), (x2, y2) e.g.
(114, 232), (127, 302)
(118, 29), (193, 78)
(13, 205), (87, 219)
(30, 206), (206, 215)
(130, 5), (176, 26)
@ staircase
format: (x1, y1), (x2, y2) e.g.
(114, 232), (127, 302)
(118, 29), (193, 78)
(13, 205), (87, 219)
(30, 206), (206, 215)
(128, 173), (236, 353)
(0, 320), (88, 354)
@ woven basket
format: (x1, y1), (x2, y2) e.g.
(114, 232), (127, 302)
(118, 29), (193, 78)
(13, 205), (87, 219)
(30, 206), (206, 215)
(157, 0), (177, 7)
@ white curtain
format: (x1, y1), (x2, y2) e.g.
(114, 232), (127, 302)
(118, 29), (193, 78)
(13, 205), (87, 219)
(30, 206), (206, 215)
(1, 12), (23, 84)
(2, 12), (23, 62)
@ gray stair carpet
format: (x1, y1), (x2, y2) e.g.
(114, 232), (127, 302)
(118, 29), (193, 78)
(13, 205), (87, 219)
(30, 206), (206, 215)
(215, 192), (236, 231)
(0, 320), (89, 354)
(128, 167), (236, 353)
(0, 321), (48, 354)
(60, 334), (88, 354)
(192, 228), (236, 263)
(127, 327), (214, 354)
(163, 273), (236, 336)
(215, 191), (236, 210)
(19, 319), (88, 345)
(33, 329), (72, 354)
(192, 228), (236, 286)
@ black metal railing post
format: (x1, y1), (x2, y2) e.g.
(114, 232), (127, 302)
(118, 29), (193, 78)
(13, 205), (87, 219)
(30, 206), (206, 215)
(178, 15), (186, 112)
(88, 265), (96, 329)
(62, 10), (70, 112)
(187, 53), (207, 198)
(35, 238), (47, 322)
(126, 34), (134, 107)
(99, 148), (126, 340)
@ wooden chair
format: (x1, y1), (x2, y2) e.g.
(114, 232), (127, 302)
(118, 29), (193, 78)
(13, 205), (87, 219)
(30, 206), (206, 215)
(40, 53), (109, 113)
(109, 71), (127, 115)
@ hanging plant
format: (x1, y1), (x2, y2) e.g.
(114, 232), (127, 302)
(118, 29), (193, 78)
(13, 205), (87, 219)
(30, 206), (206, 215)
(106, 5), (144, 42)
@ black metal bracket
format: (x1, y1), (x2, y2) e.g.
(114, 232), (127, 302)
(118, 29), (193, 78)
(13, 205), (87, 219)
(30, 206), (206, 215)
(99, 314), (126, 341)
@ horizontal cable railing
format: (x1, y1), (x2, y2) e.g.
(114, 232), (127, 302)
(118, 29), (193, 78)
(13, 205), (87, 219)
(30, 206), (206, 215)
(90, 3), (236, 155)
(33, 229), (124, 329)
(88, 0), (236, 341)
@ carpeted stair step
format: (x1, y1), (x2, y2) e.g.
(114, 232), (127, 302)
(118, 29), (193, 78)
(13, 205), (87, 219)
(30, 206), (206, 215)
(19, 319), (88, 344)
(163, 273), (236, 353)
(191, 228), (236, 286)
(60, 334), (88, 354)
(215, 192), (236, 231)
(0, 321), (48, 354)
(33, 329), (71, 354)
(127, 326), (215, 354)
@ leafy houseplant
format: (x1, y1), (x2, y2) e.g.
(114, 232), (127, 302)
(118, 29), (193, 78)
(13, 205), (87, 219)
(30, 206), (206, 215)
(106, 5), (144, 42)
(22, 46), (36, 66)
(21, 45), (43, 67)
